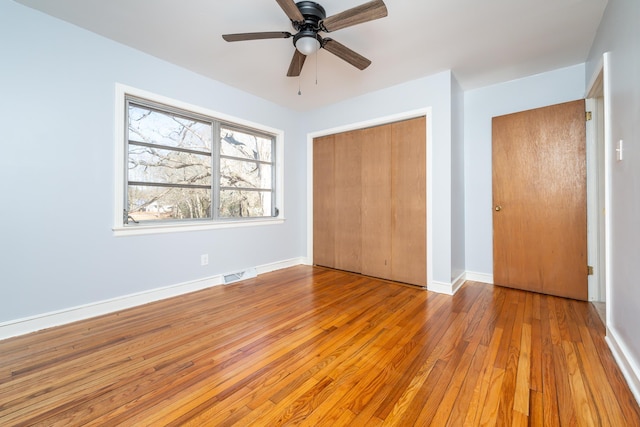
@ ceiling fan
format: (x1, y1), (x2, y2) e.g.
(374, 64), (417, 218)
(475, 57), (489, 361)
(222, 0), (388, 77)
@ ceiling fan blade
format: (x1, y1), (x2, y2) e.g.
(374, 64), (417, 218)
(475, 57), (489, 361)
(275, 0), (304, 22)
(222, 32), (292, 42)
(321, 0), (388, 32)
(287, 49), (307, 77)
(322, 39), (371, 70)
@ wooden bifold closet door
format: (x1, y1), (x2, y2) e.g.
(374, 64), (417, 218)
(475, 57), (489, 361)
(313, 116), (426, 287)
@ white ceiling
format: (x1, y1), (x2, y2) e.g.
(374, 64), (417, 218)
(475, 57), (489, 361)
(16, 0), (607, 111)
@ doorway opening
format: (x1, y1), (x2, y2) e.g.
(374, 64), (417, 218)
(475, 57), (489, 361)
(586, 54), (610, 326)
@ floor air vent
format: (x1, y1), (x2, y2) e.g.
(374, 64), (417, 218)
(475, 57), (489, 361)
(223, 267), (257, 284)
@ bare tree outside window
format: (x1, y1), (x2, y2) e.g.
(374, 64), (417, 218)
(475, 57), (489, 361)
(219, 127), (273, 218)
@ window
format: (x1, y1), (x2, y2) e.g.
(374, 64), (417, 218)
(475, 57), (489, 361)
(115, 86), (282, 234)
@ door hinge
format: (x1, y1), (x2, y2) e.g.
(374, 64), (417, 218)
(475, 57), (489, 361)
(585, 111), (593, 121)
(587, 265), (594, 276)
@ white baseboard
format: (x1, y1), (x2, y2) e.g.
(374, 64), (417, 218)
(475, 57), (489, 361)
(451, 272), (466, 294)
(256, 257), (306, 274)
(464, 271), (494, 284)
(605, 326), (640, 406)
(0, 257), (305, 341)
(428, 280), (458, 295)
(427, 272), (466, 295)
(427, 271), (492, 296)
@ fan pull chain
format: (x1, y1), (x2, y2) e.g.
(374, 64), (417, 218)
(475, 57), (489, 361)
(298, 74), (302, 96)
(315, 50), (318, 85)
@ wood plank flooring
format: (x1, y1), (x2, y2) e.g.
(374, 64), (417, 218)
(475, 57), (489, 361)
(1, 266), (639, 426)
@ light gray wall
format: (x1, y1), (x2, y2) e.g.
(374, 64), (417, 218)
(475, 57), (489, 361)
(0, 1), (307, 322)
(451, 75), (466, 281)
(463, 64), (586, 276)
(586, 0), (640, 373)
(305, 71), (454, 284)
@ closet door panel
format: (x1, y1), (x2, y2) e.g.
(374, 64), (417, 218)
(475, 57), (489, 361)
(313, 135), (336, 268)
(361, 125), (392, 280)
(334, 131), (362, 273)
(391, 117), (427, 286)
(313, 117), (426, 286)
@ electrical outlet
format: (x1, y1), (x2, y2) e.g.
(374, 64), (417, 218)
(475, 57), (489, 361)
(201, 254), (209, 266)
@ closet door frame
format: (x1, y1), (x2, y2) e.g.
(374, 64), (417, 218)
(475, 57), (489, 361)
(306, 108), (433, 287)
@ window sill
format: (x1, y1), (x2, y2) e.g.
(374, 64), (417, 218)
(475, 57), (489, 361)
(113, 217), (285, 237)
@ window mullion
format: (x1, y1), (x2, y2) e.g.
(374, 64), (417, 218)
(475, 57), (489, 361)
(212, 120), (221, 221)
(129, 181), (211, 190)
(129, 140), (211, 157)
(219, 154), (272, 166)
(220, 186), (273, 192)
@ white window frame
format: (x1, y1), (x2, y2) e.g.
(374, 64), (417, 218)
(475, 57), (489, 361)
(113, 84), (284, 236)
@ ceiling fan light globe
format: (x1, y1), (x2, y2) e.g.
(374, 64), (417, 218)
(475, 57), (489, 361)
(295, 36), (321, 55)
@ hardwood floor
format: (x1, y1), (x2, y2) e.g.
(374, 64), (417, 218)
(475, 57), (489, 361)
(1, 266), (639, 426)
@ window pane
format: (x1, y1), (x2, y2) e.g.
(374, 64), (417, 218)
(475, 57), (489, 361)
(128, 186), (211, 222)
(221, 128), (272, 162)
(219, 189), (272, 218)
(129, 104), (212, 152)
(220, 158), (272, 189)
(129, 146), (211, 186)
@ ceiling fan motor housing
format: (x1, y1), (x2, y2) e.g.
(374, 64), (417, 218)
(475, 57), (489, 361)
(292, 1), (326, 49)
(293, 1), (326, 31)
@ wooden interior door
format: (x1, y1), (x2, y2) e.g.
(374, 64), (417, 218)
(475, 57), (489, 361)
(492, 100), (587, 300)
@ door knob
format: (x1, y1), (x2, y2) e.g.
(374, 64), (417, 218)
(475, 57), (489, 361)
(495, 205), (502, 212)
